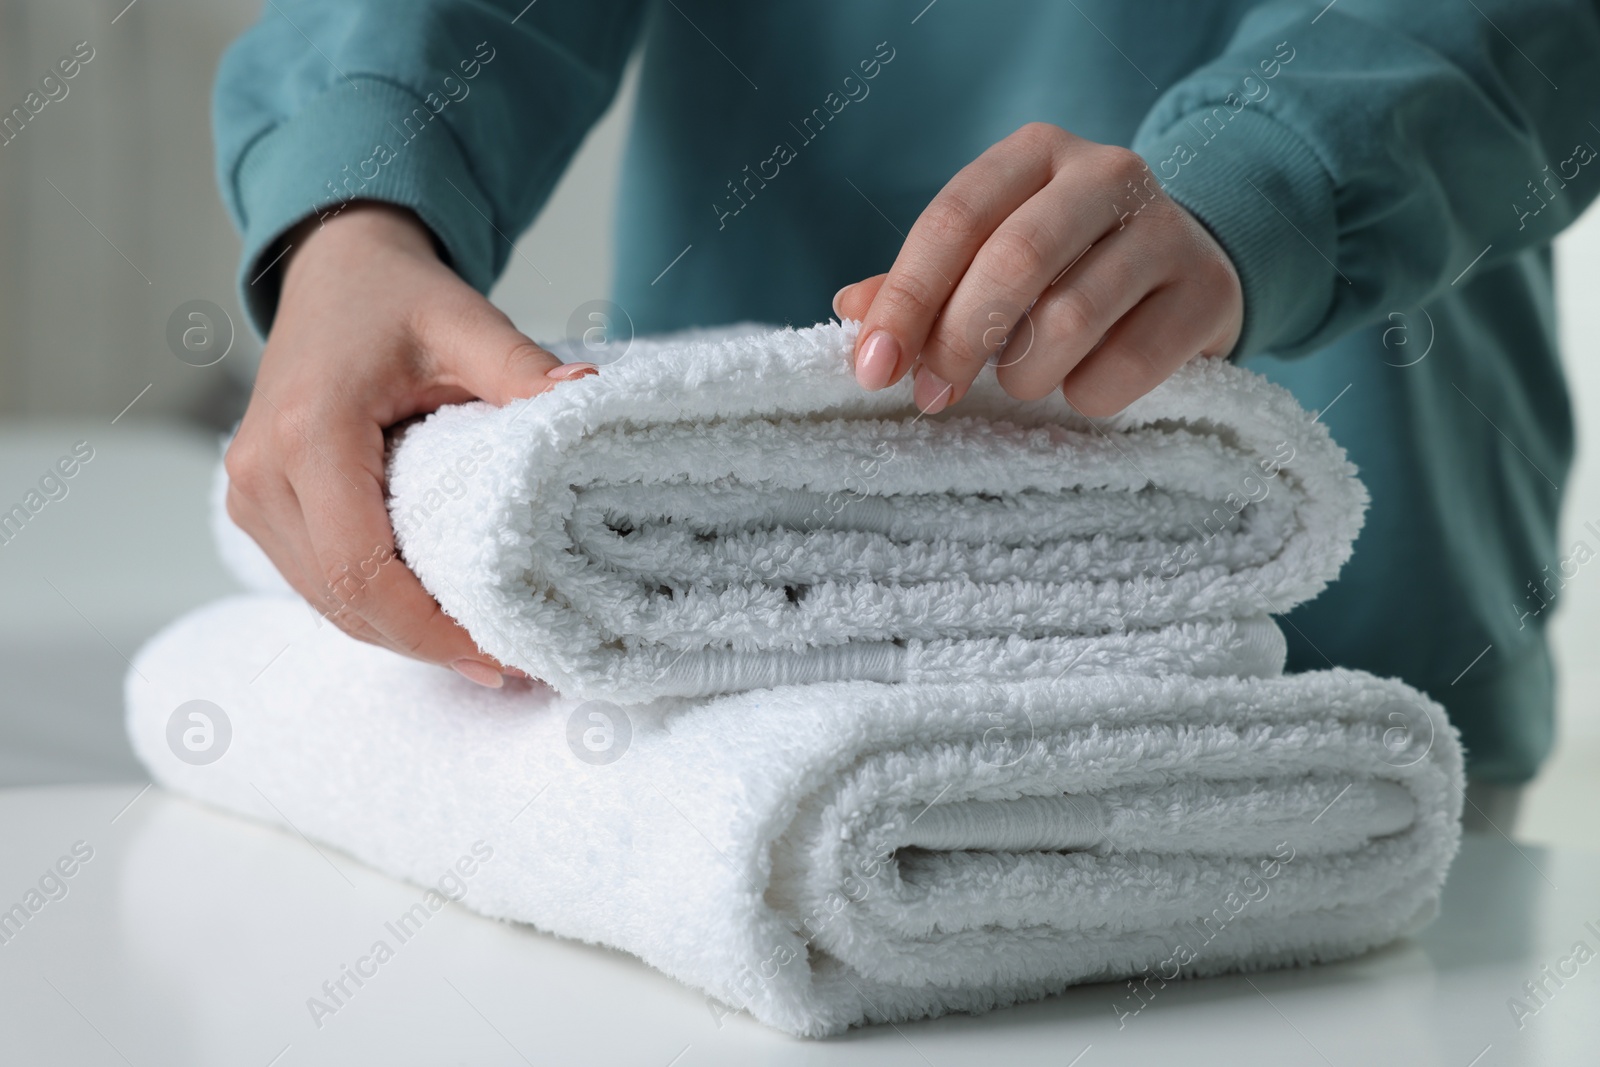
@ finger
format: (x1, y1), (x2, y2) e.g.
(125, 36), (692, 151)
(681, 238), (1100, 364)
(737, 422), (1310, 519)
(854, 123), (1071, 392)
(833, 274), (885, 322)
(226, 471), (397, 651)
(223, 475), (319, 603)
(424, 300), (581, 407)
(993, 230), (1160, 401)
(929, 147), (1159, 396)
(1060, 285), (1216, 418)
(840, 275), (962, 414)
(285, 422), (511, 683)
(225, 431), (329, 608)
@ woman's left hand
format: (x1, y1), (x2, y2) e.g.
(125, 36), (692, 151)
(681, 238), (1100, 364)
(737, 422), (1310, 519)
(833, 122), (1243, 416)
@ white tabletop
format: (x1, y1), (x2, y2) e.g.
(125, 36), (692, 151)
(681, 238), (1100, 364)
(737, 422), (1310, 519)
(1, 785), (1595, 1066)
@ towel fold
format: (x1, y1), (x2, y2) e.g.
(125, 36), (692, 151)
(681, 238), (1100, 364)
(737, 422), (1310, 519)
(127, 595), (1461, 1038)
(146, 322), (1461, 1037)
(368, 321), (1365, 701)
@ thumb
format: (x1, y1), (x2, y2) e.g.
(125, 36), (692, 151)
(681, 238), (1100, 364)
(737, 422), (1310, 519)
(834, 273), (887, 323)
(434, 306), (583, 407)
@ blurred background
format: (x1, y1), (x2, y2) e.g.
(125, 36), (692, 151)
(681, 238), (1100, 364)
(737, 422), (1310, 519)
(1, 1), (1597, 847)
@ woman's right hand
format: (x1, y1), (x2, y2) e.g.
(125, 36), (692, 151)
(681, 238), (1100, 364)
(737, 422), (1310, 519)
(224, 201), (594, 687)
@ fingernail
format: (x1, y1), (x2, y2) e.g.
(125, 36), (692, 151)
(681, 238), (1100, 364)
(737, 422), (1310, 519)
(546, 362), (599, 382)
(855, 330), (899, 391)
(832, 284), (852, 319)
(913, 365), (953, 414)
(452, 658), (505, 688)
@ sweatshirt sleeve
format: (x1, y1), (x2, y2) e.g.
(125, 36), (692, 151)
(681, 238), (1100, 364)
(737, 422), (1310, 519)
(1130, 0), (1600, 360)
(212, 0), (648, 335)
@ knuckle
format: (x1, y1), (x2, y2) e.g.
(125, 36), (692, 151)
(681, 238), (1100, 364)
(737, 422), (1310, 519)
(322, 558), (374, 614)
(919, 191), (983, 245)
(1040, 286), (1099, 340)
(275, 418), (336, 479)
(923, 327), (983, 376)
(1102, 145), (1151, 186)
(1148, 189), (1184, 223)
(988, 225), (1054, 279)
(393, 601), (448, 658)
(500, 339), (552, 377)
(223, 438), (264, 495)
(1118, 340), (1161, 381)
(1012, 121), (1068, 154)
(875, 274), (942, 323)
(277, 437), (316, 480)
(320, 541), (395, 607)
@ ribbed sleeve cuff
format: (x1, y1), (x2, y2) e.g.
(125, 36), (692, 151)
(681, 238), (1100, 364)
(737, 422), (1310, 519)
(228, 76), (499, 336)
(1135, 108), (1337, 360)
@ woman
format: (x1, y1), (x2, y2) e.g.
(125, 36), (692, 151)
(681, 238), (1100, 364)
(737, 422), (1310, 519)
(213, 0), (1600, 826)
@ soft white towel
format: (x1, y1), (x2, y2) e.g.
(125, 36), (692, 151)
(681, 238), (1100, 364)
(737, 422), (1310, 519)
(352, 320), (1365, 701)
(154, 322), (1460, 1037)
(126, 595), (1462, 1038)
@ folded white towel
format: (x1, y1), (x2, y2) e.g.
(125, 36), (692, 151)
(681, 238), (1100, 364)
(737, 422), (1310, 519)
(126, 595), (1462, 1038)
(157, 322), (1460, 1037)
(358, 320), (1365, 701)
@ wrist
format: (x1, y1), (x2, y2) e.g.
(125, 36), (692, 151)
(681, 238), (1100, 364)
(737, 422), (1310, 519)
(1134, 109), (1334, 359)
(280, 202), (440, 292)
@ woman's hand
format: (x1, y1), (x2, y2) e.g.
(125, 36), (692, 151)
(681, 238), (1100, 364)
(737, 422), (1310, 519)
(224, 202), (593, 687)
(834, 123), (1243, 415)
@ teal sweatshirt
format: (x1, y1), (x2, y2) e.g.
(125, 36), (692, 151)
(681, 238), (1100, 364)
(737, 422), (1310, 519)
(213, 0), (1600, 783)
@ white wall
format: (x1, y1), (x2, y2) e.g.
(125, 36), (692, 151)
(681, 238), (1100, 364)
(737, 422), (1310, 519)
(0, 0), (261, 420)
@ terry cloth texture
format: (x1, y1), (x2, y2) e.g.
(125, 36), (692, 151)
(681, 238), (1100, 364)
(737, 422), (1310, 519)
(140, 322), (1461, 1037)
(370, 320), (1363, 701)
(127, 596), (1462, 1038)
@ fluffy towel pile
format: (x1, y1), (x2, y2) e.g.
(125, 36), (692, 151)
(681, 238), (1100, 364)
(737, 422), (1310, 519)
(131, 322), (1462, 1037)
